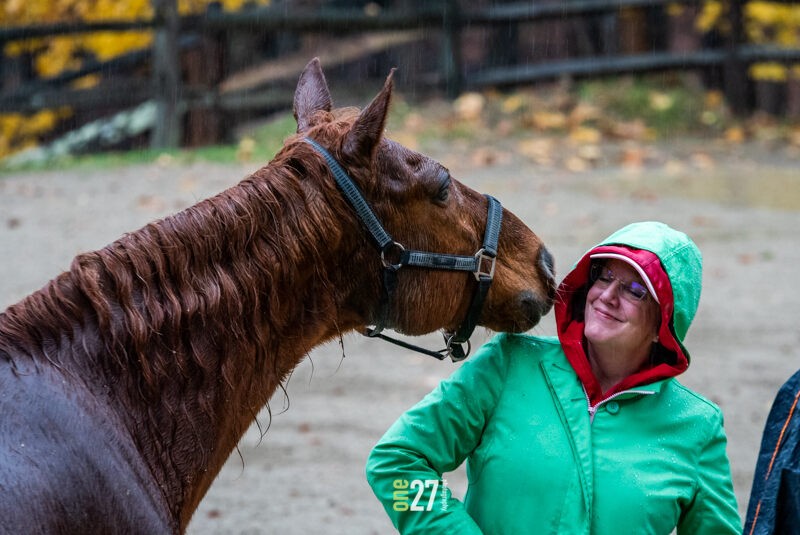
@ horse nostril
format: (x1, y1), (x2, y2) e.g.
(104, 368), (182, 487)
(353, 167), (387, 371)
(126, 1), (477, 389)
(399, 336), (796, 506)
(518, 290), (544, 326)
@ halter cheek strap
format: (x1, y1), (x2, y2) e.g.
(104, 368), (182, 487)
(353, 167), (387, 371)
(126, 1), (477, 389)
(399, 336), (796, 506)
(304, 137), (502, 362)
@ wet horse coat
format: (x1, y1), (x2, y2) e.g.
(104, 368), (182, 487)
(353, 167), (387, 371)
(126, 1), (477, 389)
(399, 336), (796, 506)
(0, 59), (555, 533)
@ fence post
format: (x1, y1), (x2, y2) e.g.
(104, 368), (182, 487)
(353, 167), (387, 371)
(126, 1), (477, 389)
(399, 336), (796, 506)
(723, 0), (749, 115)
(151, 0), (182, 149)
(442, 0), (462, 99)
(184, 2), (228, 146)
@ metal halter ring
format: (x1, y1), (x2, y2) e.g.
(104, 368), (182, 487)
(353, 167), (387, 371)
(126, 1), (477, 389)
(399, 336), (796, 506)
(380, 241), (405, 270)
(444, 332), (472, 361)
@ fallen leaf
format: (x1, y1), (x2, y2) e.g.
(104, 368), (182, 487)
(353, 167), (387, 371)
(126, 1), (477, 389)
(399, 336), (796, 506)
(724, 126), (746, 143)
(495, 118), (515, 137)
(649, 91), (674, 111)
(664, 158), (686, 175)
(788, 127), (800, 147)
(568, 102), (602, 126)
(691, 215), (715, 227)
(737, 253), (755, 265)
(632, 188), (659, 202)
(705, 90), (724, 108)
(136, 195), (166, 212)
(609, 119), (650, 141)
(569, 126), (602, 144)
(297, 422), (312, 433)
(502, 94), (525, 114)
(530, 111), (567, 131)
(576, 144), (602, 162)
(470, 146), (510, 167)
(690, 152), (716, 169)
(619, 145), (646, 169)
(453, 92), (485, 121)
(564, 156), (589, 172)
(516, 138), (555, 165)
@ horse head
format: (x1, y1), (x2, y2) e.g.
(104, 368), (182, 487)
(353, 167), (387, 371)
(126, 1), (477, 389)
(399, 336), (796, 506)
(291, 58), (555, 343)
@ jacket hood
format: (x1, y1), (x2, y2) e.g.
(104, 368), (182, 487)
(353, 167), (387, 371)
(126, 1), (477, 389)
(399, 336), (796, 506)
(555, 221), (703, 402)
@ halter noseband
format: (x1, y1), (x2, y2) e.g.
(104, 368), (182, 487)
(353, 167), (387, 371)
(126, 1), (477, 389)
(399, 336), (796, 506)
(304, 137), (502, 362)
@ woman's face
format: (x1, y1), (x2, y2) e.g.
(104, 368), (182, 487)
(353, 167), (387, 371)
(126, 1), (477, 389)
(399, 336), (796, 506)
(583, 259), (661, 360)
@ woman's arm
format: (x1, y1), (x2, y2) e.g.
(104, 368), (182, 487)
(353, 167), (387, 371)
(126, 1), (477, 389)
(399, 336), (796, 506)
(365, 335), (510, 534)
(678, 411), (742, 534)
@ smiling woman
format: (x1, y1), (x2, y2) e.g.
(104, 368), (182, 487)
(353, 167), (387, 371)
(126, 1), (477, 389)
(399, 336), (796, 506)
(366, 221), (743, 535)
(583, 259), (662, 393)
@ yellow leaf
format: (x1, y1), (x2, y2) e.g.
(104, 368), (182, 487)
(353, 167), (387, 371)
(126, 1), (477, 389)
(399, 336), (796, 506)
(724, 126), (746, 143)
(649, 91), (674, 111)
(564, 156), (589, 172)
(569, 126), (602, 144)
(530, 111), (567, 131)
(749, 62), (788, 82)
(501, 94), (525, 114)
(453, 93), (485, 121)
(568, 102), (601, 126)
(704, 90), (724, 108)
(516, 138), (555, 165)
(788, 127), (800, 147)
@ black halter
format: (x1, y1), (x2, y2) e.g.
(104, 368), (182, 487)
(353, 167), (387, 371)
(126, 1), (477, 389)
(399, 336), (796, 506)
(305, 137), (503, 362)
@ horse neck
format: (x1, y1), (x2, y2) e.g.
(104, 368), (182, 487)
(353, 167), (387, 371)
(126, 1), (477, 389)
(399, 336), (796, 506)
(0, 158), (366, 527)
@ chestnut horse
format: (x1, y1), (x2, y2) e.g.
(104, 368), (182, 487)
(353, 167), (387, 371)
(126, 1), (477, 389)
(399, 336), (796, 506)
(0, 58), (555, 534)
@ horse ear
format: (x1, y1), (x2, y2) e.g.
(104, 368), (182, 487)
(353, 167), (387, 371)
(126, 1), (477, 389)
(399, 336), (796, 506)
(294, 57), (333, 133)
(343, 68), (395, 163)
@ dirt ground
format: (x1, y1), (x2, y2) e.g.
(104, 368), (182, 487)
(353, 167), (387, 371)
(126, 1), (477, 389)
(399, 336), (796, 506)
(1, 137), (799, 534)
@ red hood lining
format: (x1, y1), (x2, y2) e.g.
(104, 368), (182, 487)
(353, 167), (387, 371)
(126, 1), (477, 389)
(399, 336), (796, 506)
(555, 245), (689, 405)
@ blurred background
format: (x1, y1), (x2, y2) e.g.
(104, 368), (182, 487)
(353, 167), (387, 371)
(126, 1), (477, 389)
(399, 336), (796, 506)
(2, 2), (800, 534)
(1, 0), (800, 165)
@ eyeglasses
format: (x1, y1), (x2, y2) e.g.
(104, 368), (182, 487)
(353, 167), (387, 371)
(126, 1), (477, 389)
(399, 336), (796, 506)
(589, 263), (650, 302)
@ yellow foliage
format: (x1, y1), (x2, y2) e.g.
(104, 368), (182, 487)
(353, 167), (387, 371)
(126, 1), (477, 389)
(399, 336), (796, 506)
(2, 0), (271, 76)
(0, 0), (270, 158)
(745, 2), (800, 47)
(696, 2), (800, 82)
(666, 3), (685, 18)
(749, 62), (788, 82)
(0, 108), (73, 159)
(704, 90), (725, 108)
(696, 1), (723, 33)
(530, 111), (567, 131)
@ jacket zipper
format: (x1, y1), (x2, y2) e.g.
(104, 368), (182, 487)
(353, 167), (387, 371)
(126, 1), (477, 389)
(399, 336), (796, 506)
(583, 386), (655, 424)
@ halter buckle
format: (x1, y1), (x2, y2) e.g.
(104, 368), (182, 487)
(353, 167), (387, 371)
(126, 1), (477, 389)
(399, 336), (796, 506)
(474, 248), (497, 281)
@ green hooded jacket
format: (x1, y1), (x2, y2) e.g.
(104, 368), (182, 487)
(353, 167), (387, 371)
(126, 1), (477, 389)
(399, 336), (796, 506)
(366, 221), (741, 534)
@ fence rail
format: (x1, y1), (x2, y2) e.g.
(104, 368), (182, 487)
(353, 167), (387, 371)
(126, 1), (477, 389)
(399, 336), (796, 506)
(1, 0), (797, 150)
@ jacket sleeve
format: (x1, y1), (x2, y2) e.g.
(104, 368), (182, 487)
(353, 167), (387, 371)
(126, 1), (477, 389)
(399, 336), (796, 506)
(678, 411), (742, 534)
(365, 335), (510, 534)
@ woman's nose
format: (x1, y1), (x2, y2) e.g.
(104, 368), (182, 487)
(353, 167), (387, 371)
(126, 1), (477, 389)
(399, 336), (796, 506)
(598, 280), (621, 303)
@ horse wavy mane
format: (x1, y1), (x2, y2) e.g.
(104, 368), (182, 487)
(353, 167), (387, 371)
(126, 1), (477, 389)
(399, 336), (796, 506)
(0, 117), (360, 412)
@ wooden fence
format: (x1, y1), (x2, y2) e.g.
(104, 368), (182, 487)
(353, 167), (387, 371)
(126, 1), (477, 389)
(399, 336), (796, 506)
(2, 0), (799, 151)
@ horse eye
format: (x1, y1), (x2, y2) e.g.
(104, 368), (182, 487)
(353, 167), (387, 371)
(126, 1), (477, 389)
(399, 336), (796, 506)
(434, 175), (451, 203)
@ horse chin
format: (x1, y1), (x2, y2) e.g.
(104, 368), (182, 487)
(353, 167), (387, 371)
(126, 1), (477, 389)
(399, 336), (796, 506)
(486, 290), (553, 334)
